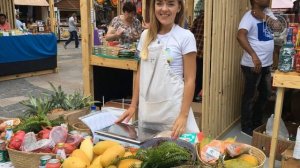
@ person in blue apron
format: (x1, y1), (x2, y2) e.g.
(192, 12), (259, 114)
(116, 0), (199, 138)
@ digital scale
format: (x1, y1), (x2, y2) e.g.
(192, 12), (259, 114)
(79, 106), (161, 147)
(94, 122), (160, 147)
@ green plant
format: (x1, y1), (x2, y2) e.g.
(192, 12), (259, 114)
(48, 82), (68, 109)
(64, 91), (98, 110)
(113, 142), (194, 168)
(13, 114), (52, 133)
(48, 83), (98, 110)
(20, 96), (54, 116)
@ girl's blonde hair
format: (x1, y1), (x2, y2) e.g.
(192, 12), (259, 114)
(141, 0), (185, 60)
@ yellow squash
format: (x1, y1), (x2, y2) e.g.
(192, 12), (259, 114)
(239, 154), (259, 166)
(71, 149), (91, 166)
(62, 156), (88, 168)
(80, 137), (94, 162)
(101, 145), (125, 167)
(93, 140), (120, 155)
(118, 159), (142, 168)
(89, 155), (102, 168)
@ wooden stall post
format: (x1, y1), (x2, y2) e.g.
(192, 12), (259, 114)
(142, 0), (146, 19)
(185, 0), (194, 26)
(0, 0), (15, 29)
(81, 0), (94, 97)
(202, 0), (249, 138)
(49, 0), (55, 33)
(117, 0), (121, 15)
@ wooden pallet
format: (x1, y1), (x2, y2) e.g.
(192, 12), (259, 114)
(0, 68), (58, 82)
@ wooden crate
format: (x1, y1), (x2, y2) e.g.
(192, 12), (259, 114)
(252, 122), (299, 160)
(47, 108), (89, 126)
(281, 145), (300, 168)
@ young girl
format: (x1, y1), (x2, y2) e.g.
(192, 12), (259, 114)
(116, 0), (199, 138)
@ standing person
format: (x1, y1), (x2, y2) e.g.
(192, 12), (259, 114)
(15, 14), (24, 31)
(0, 14), (11, 31)
(237, 0), (277, 137)
(191, 10), (204, 101)
(116, 0), (199, 138)
(64, 13), (79, 49)
(293, 0), (300, 23)
(106, 2), (142, 44)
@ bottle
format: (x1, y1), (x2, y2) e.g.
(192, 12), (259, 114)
(278, 28), (296, 72)
(45, 159), (61, 168)
(295, 51), (300, 73)
(55, 143), (66, 162)
(5, 126), (13, 141)
(99, 30), (103, 46)
(90, 105), (97, 113)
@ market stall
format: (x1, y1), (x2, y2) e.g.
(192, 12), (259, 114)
(14, 0), (50, 33)
(54, 0), (81, 41)
(81, 0), (249, 138)
(0, 0), (57, 81)
(0, 0), (15, 28)
(0, 33), (57, 80)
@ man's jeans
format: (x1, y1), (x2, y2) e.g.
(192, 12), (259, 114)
(241, 65), (272, 134)
(65, 31), (79, 48)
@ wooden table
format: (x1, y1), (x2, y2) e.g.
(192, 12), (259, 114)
(269, 70), (300, 168)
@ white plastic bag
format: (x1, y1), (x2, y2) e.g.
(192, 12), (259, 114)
(266, 114), (289, 140)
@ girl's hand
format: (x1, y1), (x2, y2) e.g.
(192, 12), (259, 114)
(115, 106), (136, 123)
(171, 114), (188, 138)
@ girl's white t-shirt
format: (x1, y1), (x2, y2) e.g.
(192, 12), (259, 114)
(138, 25), (197, 78)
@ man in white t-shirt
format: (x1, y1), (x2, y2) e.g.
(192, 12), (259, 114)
(64, 13), (79, 49)
(237, 0), (278, 137)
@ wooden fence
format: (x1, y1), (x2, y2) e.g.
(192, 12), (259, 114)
(202, 0), (249, 138)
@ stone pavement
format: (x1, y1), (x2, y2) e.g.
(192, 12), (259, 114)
(0, 42), (83, 118)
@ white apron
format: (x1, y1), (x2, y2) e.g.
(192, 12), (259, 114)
(138, 34), (199, 133)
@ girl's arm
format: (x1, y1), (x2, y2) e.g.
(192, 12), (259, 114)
(115, 65), (140, 123)
(172, 51), (196, 137)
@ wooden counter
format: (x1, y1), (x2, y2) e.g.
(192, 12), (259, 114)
(269, 70), (300, 168)
(90, 55), (138, 71)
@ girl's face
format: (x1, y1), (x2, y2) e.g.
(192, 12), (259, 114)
(155, 0), (181, 28)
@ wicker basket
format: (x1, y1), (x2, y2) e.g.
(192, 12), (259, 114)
(196, 144), (266, 168)
(47, 108), (89, 126)
(71, 121), (92, 135)
(7, 146), (55, 168)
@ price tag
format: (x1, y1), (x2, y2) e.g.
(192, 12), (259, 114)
(206, 147), (220, 159)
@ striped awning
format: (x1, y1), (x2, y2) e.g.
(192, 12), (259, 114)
(14, 0), (49, 6)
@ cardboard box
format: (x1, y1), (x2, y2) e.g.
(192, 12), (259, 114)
(252, 122), (299, 160)
(281, 145), (300, 168)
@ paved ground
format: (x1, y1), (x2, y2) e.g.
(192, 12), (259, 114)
(0, 42), (83, 118)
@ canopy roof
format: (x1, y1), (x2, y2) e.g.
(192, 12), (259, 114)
(14, 0), (49, 6)
(55, 0), (80, 11)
